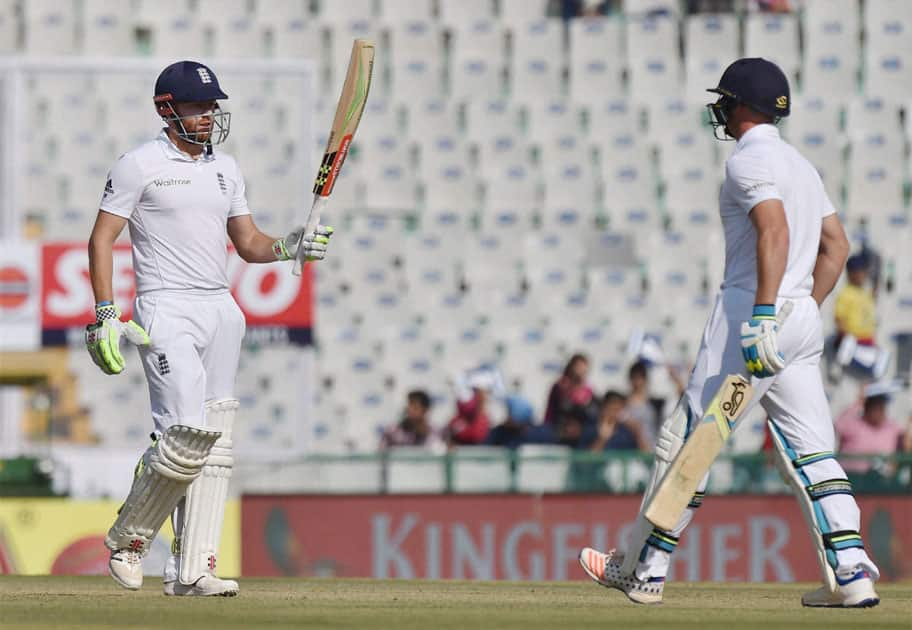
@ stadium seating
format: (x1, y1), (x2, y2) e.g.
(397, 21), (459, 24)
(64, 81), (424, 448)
(684, 13), (739, 103)
(744, 12), (800, 82)
(22, 0), (77, 56)
(510, 19), (565, 101)
(626, 16), (683, 104)
(568, 17), (624, 105)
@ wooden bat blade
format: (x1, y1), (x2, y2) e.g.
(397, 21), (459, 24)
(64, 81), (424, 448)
(292, 39), (374, 276)
(312, 38), (375, 201)
(644, 374), (752, 532)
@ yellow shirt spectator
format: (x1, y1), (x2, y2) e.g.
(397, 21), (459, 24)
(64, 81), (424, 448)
(835, 284), (876, 342)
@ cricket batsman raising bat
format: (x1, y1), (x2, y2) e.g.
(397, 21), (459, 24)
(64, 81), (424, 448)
(578, 58), (880, 608)
(86, 59), (336, 597)
(292, 39), (375, 276)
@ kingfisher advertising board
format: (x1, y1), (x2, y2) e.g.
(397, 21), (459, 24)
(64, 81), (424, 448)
(241, 494), (912, 582)
(39, 242), (313, 345)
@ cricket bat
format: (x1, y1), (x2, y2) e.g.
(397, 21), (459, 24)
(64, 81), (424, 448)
(644, 374), (753, 532)
(292, 39), (375, 276)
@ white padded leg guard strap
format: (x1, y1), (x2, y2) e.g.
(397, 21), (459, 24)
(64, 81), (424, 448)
(105, 425), (220, 555)
(180, 398), (237, 584)
(768, 420), (839, 592)
(621, 396), (696, 574)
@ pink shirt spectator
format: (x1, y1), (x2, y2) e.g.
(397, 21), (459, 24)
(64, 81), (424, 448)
(835, 402), (904, 473)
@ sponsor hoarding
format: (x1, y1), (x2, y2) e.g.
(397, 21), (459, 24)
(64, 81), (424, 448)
(0, 241), (40, 351)
(0, 499), (240, 576)
(39, 243), (313, 345)
(241, 494), (912, 582)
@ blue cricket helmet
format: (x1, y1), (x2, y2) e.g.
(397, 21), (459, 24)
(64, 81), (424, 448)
(154, 61), (230, 146)
(706, 57), (789, 140)
(154, 60), (228, 103)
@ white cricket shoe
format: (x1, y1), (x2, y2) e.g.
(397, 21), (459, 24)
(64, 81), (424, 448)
(109, 549), (143, 590)
(163, 574), (239, 597)
(801, 570), (879, 608)
(578, 547), (665, 605)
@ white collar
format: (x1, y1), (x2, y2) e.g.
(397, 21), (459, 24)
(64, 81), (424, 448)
(157, 129), (215, 163)
(735, 123), (780, 150)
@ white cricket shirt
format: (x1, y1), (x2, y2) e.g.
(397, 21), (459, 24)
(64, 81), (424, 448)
(99, 130), (251, 295)
(718, 124), (836, 299)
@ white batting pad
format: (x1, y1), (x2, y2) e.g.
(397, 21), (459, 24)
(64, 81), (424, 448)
(105, 425), (220, 555)
(180, 398), (237, 584)
(768, 421), (838, 592)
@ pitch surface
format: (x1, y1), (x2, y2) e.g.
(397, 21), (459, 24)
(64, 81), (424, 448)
(1, 577), (909, 629)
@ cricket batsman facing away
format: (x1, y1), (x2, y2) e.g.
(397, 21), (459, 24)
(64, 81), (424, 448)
(85, 61), (333, 596)
(578, 58), (880, 607)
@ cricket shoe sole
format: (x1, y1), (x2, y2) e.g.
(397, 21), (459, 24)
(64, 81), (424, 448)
(578, 547), (664, 605)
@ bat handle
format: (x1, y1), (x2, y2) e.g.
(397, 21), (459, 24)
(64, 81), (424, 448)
(291, 194), (329, 277)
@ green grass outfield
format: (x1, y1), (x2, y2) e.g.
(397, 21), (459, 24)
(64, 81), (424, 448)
(0, 577), (910, 630)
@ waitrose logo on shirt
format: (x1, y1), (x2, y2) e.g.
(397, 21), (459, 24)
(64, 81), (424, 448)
(152, 178), (192, 187)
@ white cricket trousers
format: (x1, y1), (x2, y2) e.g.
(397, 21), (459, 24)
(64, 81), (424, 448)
(133, 290), (245, 433)
(638, 288), (879, 581)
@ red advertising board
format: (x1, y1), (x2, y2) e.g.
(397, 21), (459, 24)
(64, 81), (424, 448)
(40, 242), (313, 345)
(241, 494), (912, 582)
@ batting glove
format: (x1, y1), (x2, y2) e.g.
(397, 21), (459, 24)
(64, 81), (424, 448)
(740, 301), (793, 378)
(273, 225), (334, 262)
(85, 303), (151, 375)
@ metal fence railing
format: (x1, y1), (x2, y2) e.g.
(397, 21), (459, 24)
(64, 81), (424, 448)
(230, 451), (912, 497)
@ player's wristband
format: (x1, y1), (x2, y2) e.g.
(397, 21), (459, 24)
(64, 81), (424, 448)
(95, 303), (119, 323)
(752, 304), (777, 320)
(273, 238), (291, 261)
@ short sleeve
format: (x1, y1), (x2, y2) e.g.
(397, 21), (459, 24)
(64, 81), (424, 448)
(821, 190), (837, 218)
(228, 158), (251, 218)
(99, 153), (144, 218)
(725, 152), (782, 214)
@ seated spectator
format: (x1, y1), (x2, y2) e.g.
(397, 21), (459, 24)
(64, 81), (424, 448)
(380, 390), (440, 450)
(445, 366), (502, 446)
(829, 252), (890, 382)
(589, 391), (645, 452)
(623, 360), (665, 449)
(555, 405), (594, 449)
(486, 395), (535, 449)
(544, 354), (595, 424)
(835, 383), (906, 474)
(835, 253), (877, 345)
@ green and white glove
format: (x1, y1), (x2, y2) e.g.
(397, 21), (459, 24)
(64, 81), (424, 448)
(85, 303), (150, 375)
(272, 225), (334, 262)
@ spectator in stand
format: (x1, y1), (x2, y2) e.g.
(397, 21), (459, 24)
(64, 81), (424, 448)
(380, 390), (440, 450)
(835, 253), (877, 346)
(559, 405), (595, 448)
(589, 391), (647, 452)
(550, 0), (620, 19)
(835, 383), (906, 474)
(623, 361), (660, 448)
(686, 0), (736, 12)
(830, 252), (890, 382)
(746, 0), (794, 11)
(445, 366), (502, 446)
(486, 395), (535, 449)
(622, 360), (687, 450)
(544, 354), (595, 425)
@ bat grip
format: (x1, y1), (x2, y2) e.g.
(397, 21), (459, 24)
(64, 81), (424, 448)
(291, 194), (329, 276)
